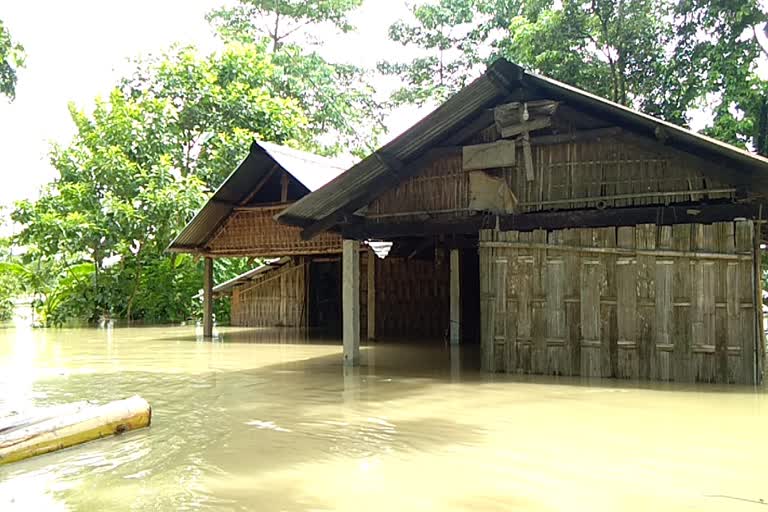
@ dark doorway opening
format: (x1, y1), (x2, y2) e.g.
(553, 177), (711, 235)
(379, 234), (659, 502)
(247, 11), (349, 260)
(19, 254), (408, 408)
(308, 260), (342, 335)
(460, 248), (481, 344)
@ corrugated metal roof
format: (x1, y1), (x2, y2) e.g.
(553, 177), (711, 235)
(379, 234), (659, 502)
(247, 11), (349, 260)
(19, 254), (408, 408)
(277, 57), (768, 228)
(210, 258), (287, 296)
(526, 72), (768, 176)
(275, 59), (518, 226)
(168, 140), (351, 252)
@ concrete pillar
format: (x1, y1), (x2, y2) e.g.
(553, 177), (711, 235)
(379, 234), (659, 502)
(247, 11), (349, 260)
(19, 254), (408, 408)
(342, 239), (360, 366)
(203, 257), (214, 338)
(450, 249), (461, 345)
(367, 249), (376, 340)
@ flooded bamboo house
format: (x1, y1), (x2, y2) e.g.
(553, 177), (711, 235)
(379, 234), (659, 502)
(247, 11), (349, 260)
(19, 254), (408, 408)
(168, 141), (349, 334)
(168, 141), (418, 339)
(276, 58), (768, 384)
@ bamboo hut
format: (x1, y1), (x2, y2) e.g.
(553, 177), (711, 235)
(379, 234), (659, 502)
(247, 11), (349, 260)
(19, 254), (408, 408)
(168, 141), (350, 334)
(277, 58), (768, 384)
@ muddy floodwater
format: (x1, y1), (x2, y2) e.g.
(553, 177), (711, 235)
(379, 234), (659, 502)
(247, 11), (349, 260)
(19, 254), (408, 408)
(1, 324), (767, 511)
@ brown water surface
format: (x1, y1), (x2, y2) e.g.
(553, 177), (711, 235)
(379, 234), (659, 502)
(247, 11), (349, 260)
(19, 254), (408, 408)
(0, 324), (767, 511)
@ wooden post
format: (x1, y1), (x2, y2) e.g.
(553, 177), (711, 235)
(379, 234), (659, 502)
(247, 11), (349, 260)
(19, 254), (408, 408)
(203, 257), (214, 338)
(367, 249), (376, 340)
(450, 249), (461, 345)
(280, 172), (289, 202)
(343, 240), (360, 366)
(279, 270), (287, 326)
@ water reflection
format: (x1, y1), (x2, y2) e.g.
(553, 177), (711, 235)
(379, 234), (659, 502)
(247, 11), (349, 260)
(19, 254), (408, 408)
(0, 325), (766, 511)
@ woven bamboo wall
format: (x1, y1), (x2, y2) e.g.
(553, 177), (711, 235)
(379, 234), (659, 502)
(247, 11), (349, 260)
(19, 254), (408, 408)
(365, 135), (734, 221)
(207, 205), (342, 257)
(479, 221), (764, 384)
(375, 253), (449, 340)
(231, 259), (306, 327)
(230, 254), (371, 332)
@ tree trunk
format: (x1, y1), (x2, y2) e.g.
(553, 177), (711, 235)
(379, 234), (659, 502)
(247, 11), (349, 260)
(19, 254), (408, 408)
(757, 96), (767, 157)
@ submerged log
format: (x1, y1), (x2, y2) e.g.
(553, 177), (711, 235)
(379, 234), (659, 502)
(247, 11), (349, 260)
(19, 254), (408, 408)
(0, 395), (151, 465)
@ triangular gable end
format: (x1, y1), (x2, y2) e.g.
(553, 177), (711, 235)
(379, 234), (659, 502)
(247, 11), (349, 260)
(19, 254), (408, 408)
(168, 140), (347, 256)
(277, 58), (768, 241)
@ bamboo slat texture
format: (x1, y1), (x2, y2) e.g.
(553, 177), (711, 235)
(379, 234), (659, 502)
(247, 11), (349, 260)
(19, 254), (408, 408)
(366, 135), (734, 222)
(479, 221), (762, 384)
(231, 259), (307, 328)
(375, 254), (449, 340)
(207, 206), (342, 257)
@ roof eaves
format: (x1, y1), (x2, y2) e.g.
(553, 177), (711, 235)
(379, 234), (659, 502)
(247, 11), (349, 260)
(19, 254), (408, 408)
(275, 60), (518, 227)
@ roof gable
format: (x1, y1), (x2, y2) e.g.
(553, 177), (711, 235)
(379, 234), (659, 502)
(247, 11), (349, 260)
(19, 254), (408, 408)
(169, 140), (350, 252)
(277, 58), (768, 239)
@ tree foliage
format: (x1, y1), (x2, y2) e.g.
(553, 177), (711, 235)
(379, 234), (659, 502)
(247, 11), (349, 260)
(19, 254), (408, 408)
(207, 0), (363, 51)
(11, 30), (380, 324)
(208, 0), (384, 156)
(381, 0), (768, 153)
(0, 19), (25, 100)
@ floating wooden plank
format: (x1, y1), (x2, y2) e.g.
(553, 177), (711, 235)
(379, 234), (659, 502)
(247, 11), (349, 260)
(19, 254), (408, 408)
(0, 396), (151, 465)
(468, 171), (518, 214)
(462, 140), (516, 171)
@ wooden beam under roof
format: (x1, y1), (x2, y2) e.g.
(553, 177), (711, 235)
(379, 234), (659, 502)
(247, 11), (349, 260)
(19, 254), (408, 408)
(340, 203), (766, 240)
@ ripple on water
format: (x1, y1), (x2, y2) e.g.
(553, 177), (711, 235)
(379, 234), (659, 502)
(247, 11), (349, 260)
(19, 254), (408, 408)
(1, 326), (768, 512)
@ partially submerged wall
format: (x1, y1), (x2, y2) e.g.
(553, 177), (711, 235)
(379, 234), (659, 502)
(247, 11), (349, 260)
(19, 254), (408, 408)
(231, 259), (306, 328)
(375, 254), (449, 340)
(479, 221), (764, 384)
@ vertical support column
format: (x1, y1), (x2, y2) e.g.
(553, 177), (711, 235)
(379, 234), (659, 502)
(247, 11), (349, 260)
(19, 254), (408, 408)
(450, 249), (461, 345)
(367, 248), (376, 340)
(279, 271), (286, 325)
(280, 173), (289, 202)
(203, 257), (214, 338)
(343, 240), (360, 366)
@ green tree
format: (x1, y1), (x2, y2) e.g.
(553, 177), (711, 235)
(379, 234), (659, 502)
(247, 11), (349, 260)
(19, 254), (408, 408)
(0, 19), (25, 100)
(12, 44), (313, 324)
(380, 0), (768, 148)
(121, 43), (310, 187)
(13, 36), (381, 324)
(208, 0), (385, 156)
(674, 0), (768, 154)
(207, 0), (363, 51)
(379, 0), (521, 105)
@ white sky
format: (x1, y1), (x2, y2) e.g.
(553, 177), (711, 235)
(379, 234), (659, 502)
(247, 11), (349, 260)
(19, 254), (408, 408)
(2, 2), (764, 211)
(0, 0), (424, 208)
